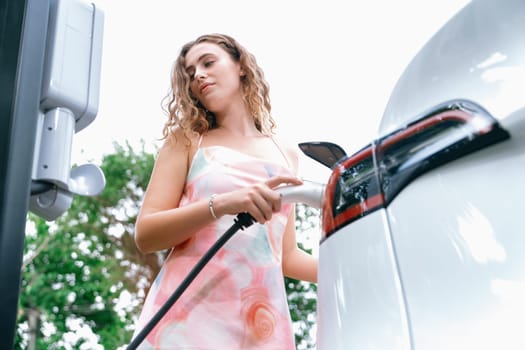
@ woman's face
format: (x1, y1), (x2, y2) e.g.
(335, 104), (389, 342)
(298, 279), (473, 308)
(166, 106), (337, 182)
(184, 42), (244, 113)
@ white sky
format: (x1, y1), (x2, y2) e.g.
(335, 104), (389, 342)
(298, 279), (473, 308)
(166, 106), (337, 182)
(75, 0), (471, 183)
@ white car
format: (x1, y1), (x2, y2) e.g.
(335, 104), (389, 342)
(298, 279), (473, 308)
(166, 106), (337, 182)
(300, 0), (525, 349)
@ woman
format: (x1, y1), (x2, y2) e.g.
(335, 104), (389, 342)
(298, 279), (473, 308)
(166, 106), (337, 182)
(132, 33), (317, 349)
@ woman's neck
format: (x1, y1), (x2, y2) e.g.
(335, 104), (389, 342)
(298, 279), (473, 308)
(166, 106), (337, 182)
(214, 107), (262, 137)
(215, 122), (262, 137)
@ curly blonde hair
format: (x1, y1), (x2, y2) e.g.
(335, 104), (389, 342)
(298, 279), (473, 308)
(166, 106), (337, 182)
(162, 33), (276, 141)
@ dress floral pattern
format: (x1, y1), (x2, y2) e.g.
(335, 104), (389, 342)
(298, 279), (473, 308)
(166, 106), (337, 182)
(133, 146), (296, 349)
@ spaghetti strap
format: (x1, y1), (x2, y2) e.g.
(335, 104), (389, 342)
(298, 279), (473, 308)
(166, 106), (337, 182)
(270, 137), (292, 169)
(188, 133), (205, 169)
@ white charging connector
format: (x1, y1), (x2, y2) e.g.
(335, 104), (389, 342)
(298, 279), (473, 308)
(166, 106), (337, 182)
(277, 179), (325, 209)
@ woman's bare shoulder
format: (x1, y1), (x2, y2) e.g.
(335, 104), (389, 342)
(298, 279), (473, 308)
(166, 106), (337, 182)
(160, 127), (199, 153)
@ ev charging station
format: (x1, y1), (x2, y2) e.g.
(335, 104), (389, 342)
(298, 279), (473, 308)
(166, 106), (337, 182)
(30, 0), (105, 220)
(0, 0), (104, 347)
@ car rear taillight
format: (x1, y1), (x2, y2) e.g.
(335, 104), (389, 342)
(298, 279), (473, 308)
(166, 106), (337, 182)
(321, 99), (510, 241)
(322, 144), (384, 239)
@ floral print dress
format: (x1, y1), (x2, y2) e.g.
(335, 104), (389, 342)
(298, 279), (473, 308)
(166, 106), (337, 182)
(132, 144), (296, 349)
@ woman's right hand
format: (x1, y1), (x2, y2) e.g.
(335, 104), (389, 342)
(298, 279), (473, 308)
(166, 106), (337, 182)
(212, 175), (303, 224)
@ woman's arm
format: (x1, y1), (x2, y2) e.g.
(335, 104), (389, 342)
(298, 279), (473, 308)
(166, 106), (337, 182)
(134, 130), (214, 253)
(281, 208), (318, 283)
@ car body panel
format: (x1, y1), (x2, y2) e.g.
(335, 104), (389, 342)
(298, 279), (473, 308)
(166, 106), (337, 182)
(317, 211), (411, 349)
(388, 131), (525, 349)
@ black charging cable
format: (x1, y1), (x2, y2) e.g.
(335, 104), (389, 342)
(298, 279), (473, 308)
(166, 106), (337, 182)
(126, 212), (255, 350)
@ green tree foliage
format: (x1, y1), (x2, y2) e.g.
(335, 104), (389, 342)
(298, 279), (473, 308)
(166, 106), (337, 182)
(16, 142), (320, 349)
(17, 142), (157, 349)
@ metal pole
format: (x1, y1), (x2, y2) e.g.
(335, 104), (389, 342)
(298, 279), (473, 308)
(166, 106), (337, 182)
(0, 0), (50, 347)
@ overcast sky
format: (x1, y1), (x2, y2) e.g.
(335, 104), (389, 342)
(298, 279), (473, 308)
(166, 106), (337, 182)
(74, 0), (471, 183)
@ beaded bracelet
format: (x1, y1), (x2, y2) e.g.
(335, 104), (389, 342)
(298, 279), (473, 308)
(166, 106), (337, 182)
(209, 194), (218, 220)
